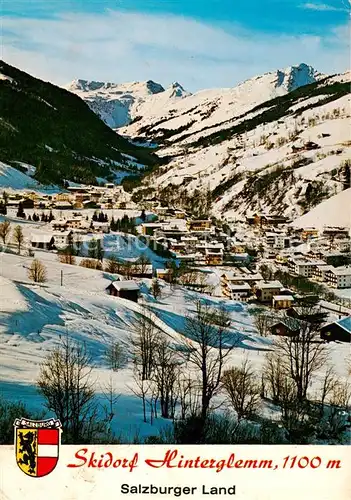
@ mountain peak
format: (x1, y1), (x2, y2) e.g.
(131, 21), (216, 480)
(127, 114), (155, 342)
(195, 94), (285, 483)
(67, 79), (106, 92)
(276, 63), (323, 92)
(145, 80), (165, 94)
(168, 81), (190, 98)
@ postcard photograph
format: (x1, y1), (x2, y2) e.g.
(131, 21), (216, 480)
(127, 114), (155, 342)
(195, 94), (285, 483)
(0, 1), (350, 499)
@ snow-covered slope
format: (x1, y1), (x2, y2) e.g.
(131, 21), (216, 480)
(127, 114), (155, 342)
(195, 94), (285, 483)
(65, 79), (191, 129)
(292, 188), (351, 230)
(133, 71), (350, 220)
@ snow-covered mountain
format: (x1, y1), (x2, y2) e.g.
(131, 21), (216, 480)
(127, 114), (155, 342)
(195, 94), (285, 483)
(65, 64), (350, 222)
(65, 78), (191, 129)
(130, 70), (350, 222)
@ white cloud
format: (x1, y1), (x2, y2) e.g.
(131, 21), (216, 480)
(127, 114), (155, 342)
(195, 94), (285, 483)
(1, 10), (350, 91)
(301, 2), (348, 11)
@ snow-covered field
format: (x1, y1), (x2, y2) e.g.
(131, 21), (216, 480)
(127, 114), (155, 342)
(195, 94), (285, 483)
(0, 247), (349, 442)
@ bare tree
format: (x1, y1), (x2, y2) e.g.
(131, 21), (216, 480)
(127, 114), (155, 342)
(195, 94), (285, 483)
(272, 310), (328, 401)
(136, 254), (151, 275)
(80, 258), (102, 270)
(264, 352), (286, 403)
(151, 279), (162, 300)
(105, 255), (122, 274)
(177, 376), (201, 420)
(319, 366), (338, 414)
(37, 335), (100, 442)
(152, 336), (179, 419)
(222, 359), (260, 421)
(105, 340), (125, 372)
(59, 251), (76, 265)
(0, 221), (11, 245)
(101, 376), (120, 438)
(130, 369), (151, 423)
(180, 300), (237, 420)
(253, 314), (270, 337)
(131, 308), (159, 381)
(13, 225), (24, 254)
(28, 259), (47, 283)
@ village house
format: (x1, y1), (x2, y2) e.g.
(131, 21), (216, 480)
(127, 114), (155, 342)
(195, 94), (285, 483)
(53, 201), (73, 210)
(106, 281), (140, 302)
(52, 231), (73, 249)
(187, 219), (212, 232)
(156, 268), (173, 281)
(92, 221), (110, 234)
(288, 258), (326, 278)
(320, 316), (350, 343)
(301, 228), (319, 241)
(30, 233), (55, 250)
(140, 223), (163, 236)
(223, 282), (251, 302)
(205, 250), (224, 266)
(270, 321), (299, 337)
(312, 265), (335, 283)
(272, 295), (295, 309)
(324, 267), (351, 289)
(51, 220), (68, 232)
(65, 218), (83, 230)
(255, 281), (283, 303)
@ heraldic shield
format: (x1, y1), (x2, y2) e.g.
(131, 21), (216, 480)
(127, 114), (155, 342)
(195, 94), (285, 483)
(14, 417), (62, 478)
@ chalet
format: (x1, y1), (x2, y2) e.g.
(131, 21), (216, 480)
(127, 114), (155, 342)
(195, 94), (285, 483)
(22, 198), (35, 209)
(66, 218), (83, 229)
(270, 321), (299, 337)
(54, 201), (73, 210)
(312, 265), (335, 282)
(51, 220), (68, 232)
(187, 219), (212, 232)
(156, 268), (173, 281)
(205, 251), (224, 266)
(323, 226), (349, 239)
(53, 231), (73, 248)
(30, 234), (55, 250)
(255, 281), (283, 302)
(141, 223), (163, 236)
(324, 267), (351, 289)
(301, 228), (319, 241)
(224, 282), (251, 302)
(272, 295), (295, 309)
(288, 258), (326, 278)
(92, 221), (110, 233)
(106, 281), (140, 302)
(320, 316), (351, 343)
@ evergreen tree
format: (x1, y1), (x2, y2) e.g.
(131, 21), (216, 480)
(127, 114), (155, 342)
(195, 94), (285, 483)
(16, 202), (25, 219)
(140, 209), (146, 222)
(92, 211), (98, 222)
(88, 238), (98, 259)
(96, 239), (104, 262)
(0, 202), (6, 215)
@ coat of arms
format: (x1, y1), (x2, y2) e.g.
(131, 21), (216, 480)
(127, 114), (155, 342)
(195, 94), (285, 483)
(14, 417), (62, 477)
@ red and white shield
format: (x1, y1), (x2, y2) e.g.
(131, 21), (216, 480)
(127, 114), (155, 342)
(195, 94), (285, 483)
(15, 418), (61, 478)
(37, 428), (60, 477)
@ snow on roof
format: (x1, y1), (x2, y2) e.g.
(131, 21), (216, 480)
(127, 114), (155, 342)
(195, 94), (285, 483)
(328, 267), (351, 276)
(273, 295), (294, 301)
(336, 316), (351, 334)
(229, 283), (251, 291)
(110, 280), (139, 291)
(31, 233), (54, 243)
(257, 280), (283, 289)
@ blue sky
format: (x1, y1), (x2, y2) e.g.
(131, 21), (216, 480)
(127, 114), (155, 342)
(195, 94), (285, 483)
(1, 1), (350, 90)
